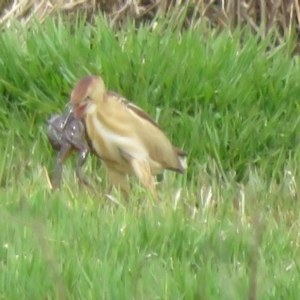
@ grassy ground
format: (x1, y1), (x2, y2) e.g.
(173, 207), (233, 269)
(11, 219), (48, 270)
(1, 15), (300, 299)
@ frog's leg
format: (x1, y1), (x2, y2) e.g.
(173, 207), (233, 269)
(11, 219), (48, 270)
(66, 120), (95, 190)
(51, 144), (72, 189)
(76, 147), (90, 187)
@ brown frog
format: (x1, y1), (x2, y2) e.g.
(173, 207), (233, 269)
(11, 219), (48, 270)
(46, 107), (93, 190)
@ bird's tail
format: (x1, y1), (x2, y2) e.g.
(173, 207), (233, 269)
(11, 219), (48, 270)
(174, 147), (188, 172)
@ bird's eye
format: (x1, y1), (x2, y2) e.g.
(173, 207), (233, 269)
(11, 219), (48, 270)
(85, 96), (91, 101)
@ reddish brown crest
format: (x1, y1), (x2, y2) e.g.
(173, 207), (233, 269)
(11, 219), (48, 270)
(70, 76), (95, 104)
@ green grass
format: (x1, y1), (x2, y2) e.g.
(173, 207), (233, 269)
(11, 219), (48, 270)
(1, 14), (300, 299)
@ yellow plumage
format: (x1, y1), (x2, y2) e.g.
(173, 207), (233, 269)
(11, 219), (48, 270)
(69, 75), (187, 198)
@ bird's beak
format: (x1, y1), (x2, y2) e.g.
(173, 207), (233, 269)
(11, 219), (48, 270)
(62, 104), (75, 129)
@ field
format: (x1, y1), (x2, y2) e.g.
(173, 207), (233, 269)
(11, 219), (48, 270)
(1, 12), (300, 299)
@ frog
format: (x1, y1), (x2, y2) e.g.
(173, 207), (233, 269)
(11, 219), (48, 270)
(46, 107), (93, 190)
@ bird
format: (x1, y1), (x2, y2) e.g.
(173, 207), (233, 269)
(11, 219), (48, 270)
(67, 75), (187, 199)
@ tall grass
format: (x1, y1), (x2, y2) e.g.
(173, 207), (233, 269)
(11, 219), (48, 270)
(0, 14), (300, 299)
(1, 16), (300, 179)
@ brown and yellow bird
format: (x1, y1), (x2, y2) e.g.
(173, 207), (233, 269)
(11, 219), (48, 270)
(67, 75), (187, 199)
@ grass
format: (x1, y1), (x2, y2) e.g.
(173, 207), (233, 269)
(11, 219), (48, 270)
(1, 14), (300, 299)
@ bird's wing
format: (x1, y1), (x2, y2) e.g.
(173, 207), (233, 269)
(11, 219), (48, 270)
(106, 91), (185, 173)
(135, 118), (185, 173)
(107, 91), (161, 129)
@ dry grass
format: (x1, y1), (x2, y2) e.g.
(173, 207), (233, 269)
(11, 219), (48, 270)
(1, 1), (300, 54)
(1, 0), (300, 35)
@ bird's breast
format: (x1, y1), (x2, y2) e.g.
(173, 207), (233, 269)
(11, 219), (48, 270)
(84, 108), (168, 176)
(85, 115), (116, 159)
(85, 112), (142, 171)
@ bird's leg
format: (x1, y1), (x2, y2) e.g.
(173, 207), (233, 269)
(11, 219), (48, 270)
(130, 158), (158, 199)
(106, 167), (130, 199)
(51, 145), (72, 189)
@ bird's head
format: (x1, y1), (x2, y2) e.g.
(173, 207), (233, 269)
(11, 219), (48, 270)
(67, 75), (106, 118)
